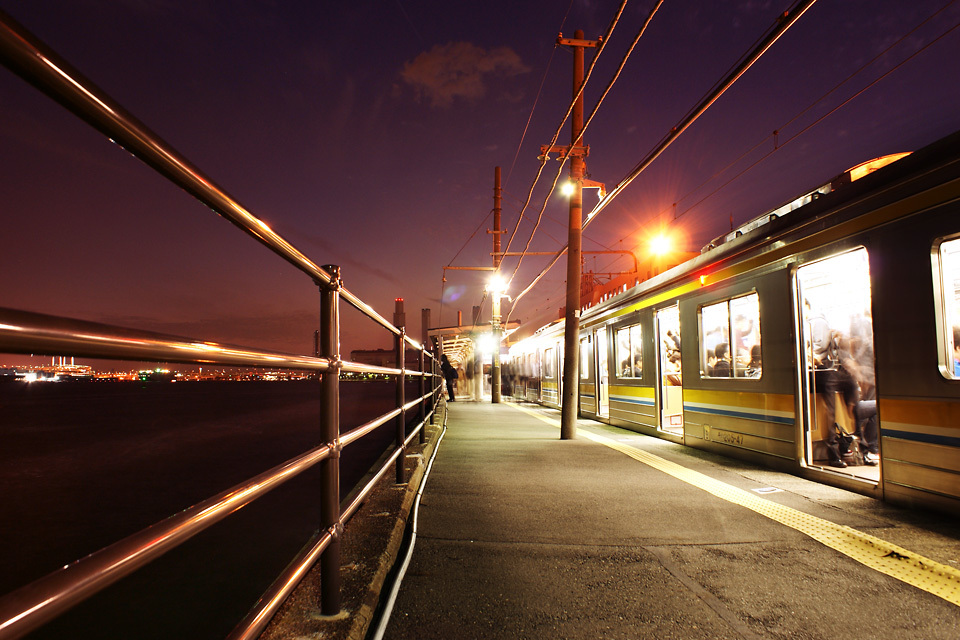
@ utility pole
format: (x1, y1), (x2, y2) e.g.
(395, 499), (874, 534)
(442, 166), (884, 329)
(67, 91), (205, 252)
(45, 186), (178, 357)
(490, 165), (502, 403)
(545, 29), (599, 439)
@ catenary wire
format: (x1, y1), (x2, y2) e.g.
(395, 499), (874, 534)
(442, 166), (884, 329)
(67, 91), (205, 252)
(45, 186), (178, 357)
(504, 0), (819, 324)
(591, 0), (960, 276)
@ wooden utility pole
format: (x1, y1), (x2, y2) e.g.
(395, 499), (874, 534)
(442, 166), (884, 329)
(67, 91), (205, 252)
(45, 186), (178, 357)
(548, 29), (599, 439)
(491, 166), (502, 403)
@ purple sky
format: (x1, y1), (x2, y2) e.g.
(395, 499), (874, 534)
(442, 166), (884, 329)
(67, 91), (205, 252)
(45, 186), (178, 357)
(2, 0), (959, 363)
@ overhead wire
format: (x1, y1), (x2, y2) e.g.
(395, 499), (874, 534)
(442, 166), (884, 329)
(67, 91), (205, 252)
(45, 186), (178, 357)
(505, 0), (819, 323)
(468, 0), (632, 332)
(439, 0), (576, 331)
(504, 0), (576, 188)
(591, 0), (960, 276)
(438, 208), (493, 326)
(498, 0), (664, 323)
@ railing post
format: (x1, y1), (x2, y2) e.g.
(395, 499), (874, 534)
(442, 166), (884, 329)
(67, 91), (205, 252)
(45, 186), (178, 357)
(395, 328), (406, 483)
(429, 351), (436, 425)
(419, 346), (426, 444)
(318, 265), (342, 615)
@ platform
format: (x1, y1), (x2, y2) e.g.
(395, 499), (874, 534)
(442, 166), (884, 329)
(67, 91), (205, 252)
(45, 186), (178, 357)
(381, 400), (960, 639)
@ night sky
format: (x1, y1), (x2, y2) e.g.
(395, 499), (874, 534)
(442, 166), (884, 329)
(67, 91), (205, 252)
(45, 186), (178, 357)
(2, 1), (959, 362)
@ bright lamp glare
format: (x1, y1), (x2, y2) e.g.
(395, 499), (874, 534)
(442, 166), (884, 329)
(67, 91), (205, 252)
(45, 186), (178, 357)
(651, 234), (671, 256)
(487, 275), (507, 294)
(560, 181), (576, 197)
(476, 334), (494, 354)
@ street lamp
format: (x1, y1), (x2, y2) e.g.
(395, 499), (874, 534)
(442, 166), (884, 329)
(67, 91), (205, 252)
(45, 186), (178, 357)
(651, 233), (671, 256)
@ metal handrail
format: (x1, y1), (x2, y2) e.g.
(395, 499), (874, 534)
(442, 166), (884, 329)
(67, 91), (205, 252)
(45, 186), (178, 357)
(0, 307), (332, 371)
(0, 441), (335, 639)
(0, 9), (436, 346)
(0, 9), (444, 640)
(231, 402), (438, 640)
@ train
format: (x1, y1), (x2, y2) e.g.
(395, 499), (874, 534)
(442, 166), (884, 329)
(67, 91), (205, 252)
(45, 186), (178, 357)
(506, 129), (960, 515)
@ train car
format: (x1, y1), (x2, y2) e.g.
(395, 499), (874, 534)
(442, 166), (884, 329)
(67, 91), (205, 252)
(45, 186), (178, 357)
(507, 130), (960, 514)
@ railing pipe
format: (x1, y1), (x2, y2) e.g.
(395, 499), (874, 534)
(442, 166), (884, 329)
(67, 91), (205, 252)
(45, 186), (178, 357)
(340, 446), (404, 523)
(0, 12), (408, 340)
(0, 11), (335, 288)
(318, 266), (342, 615)
(403, 422), (424, 449)
(419, 347), (426, 444)
(395, 329), (406, 484)
(339, 408), (403, 449)
(0, 307), (330, 372)
(340, 362), (402, 376)
(0, 441), (334, 640)
(0, 12), (452, 636)
(228, 529), (332, 640)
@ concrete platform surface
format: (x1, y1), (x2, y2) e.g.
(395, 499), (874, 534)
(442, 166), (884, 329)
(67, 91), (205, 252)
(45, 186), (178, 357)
(383, 401), (960, 640)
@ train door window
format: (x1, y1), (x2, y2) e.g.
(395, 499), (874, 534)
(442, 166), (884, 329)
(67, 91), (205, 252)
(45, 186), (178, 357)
(796, 248), (879, 478)
(656, 306), (683, 435)
(934, 237), (960, 379)
(544, 347), (556, 379)
(700, 293), (761, 378)
(580, 337), (591, 379)
(615, 324), (643, 378)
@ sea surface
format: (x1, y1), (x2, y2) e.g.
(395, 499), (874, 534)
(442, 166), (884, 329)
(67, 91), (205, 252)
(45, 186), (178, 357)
(0, 379), (427, 639)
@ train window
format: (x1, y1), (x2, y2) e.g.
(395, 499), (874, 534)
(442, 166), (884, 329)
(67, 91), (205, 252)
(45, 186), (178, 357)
(936, 237), (960, 379)
(544, 347), (556, 379)
(615, 324), (642, 378)
(580, 338), (590, 379)
(700, 293), (761, 378)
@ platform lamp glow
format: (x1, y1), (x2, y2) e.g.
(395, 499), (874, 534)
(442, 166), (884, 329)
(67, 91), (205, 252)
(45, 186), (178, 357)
(486, 274), (508, 403)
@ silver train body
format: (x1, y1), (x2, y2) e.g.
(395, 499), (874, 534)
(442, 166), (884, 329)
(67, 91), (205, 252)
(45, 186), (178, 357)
(507, 131), (960, 514)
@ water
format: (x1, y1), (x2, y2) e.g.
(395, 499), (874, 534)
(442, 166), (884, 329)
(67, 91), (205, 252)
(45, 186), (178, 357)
(0, 379), (424, 638)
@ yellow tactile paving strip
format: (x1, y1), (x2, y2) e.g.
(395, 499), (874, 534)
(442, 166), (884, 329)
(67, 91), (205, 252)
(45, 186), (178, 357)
(507, 403), (960, 606)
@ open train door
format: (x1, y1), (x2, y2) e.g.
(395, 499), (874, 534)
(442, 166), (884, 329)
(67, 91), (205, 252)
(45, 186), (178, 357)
(795, 248), (880, 481)
(596, 326), (610, 418)
(656, 305), (684, 435)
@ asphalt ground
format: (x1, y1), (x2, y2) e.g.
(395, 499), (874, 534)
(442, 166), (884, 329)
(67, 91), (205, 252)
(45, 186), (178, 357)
(382, 400), (960, 640)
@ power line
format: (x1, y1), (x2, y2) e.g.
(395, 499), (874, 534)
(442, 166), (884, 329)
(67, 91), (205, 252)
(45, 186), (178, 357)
(594, 0), (960, 276)
(498, 1), (631, 274)
(500, 0), (648, 298)
(503, 0), (575, 188)
(505, 0), (819, 323)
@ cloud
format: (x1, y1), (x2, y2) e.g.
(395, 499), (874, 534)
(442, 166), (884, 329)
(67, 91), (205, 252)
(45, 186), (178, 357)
(401, 42), (529, 108)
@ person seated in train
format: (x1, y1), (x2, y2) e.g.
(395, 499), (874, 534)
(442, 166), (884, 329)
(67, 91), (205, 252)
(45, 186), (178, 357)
(705, 347), (718, 376)
(953, 326), (960, 376)
(745, 344), (762, 377)
(712, 343), (732, 377)
(820, 339), (864, 468)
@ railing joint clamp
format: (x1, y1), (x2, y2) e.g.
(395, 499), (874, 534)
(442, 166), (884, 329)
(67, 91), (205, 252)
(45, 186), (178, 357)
(316, 277), (342, 292)
(328, 522), (344, 540)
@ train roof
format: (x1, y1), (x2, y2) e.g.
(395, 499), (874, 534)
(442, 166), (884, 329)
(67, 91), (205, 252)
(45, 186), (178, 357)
(515, 128), (960, 340)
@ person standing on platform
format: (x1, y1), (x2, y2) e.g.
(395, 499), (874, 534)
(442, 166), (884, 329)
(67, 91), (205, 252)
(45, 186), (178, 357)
(440, 354), (458, 402)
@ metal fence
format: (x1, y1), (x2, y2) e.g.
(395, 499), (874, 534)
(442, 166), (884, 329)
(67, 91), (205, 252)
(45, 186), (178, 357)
(0, 10), (442, 639)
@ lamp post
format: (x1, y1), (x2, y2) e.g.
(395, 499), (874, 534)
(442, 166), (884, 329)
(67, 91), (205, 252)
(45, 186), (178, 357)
(486, 275), (507, 403)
